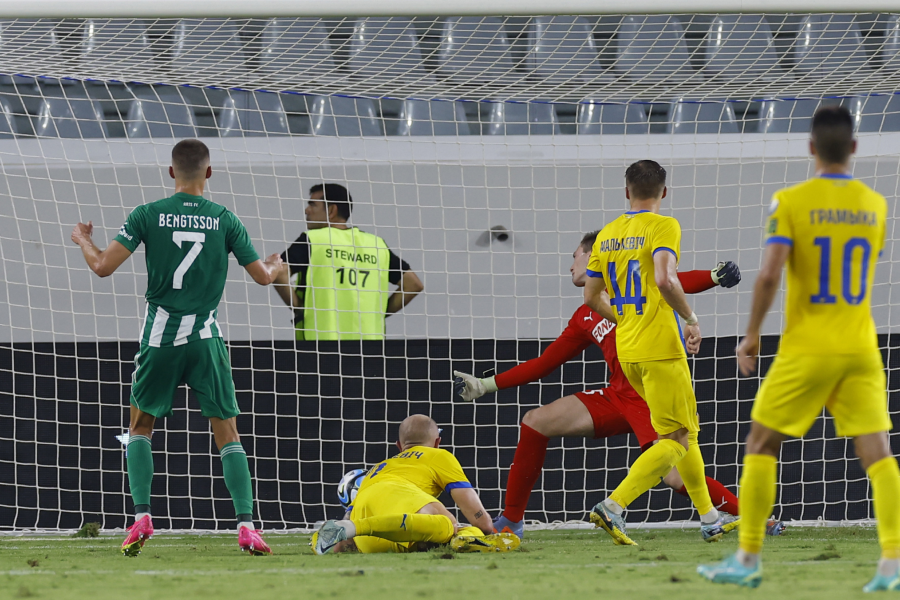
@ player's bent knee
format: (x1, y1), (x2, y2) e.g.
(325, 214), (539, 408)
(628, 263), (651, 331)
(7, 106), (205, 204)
(521, 403), (565, 437)
(129, 407), (156, 436)
(662, 468), (684, 489)
(660, 428), (689, 451)
(522, 408), (541, 429)
(854, 432), (892, 470)
(745, 421), (785, 456)
(417, 501), (457, 526)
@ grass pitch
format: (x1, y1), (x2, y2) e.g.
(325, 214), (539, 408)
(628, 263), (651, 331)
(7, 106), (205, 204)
(0, 527), (884, 600)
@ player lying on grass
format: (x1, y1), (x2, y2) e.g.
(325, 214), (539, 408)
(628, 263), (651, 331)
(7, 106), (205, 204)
(699, 106), (900, 592)
(456, 232), (783, 542)
(71, 140), (283, 557)
(312, 414), (520, 555)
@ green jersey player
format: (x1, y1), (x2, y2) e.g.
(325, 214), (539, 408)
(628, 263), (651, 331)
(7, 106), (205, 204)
(71, 140), (283, 557)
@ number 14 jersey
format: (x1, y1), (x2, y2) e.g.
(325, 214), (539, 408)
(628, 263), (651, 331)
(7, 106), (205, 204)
(115, 192), (260, 347)
(765, 175), (886, 356)
(586, 210), (686, 363)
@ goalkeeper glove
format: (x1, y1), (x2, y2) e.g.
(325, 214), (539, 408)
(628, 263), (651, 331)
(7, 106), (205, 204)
(711, 261), (741, 288)
(453, 371), (498, 402)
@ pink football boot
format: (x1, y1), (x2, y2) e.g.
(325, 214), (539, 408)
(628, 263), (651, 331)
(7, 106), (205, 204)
(238, 527), (273, 555)
(121, 515), (154, 557)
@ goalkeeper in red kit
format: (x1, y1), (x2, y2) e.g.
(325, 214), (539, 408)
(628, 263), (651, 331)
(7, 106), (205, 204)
(454, 231), (785, 540)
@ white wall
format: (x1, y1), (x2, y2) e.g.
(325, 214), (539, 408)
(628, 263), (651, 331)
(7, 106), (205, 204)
(1, 133), (898, 343)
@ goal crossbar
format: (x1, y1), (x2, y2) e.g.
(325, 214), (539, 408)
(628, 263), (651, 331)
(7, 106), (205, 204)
(6, 1), (900, 18)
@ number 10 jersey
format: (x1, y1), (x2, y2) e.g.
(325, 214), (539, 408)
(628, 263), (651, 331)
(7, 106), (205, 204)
(765, 175), (886, 356)
(586, 210), (686, 363)
(115, 192), (260, 347)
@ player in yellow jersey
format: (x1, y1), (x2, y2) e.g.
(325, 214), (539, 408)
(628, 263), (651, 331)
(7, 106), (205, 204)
(311, 414), (520, 554)
(699, 106), (900, 591)
(584, 160), (737, 545)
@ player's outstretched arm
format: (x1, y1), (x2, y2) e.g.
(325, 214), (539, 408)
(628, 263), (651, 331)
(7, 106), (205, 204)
(244, 253), (284, 286)
(736, 243), (790, 376)
(678, 261), (742, 294)
(453, 371), (498, 402)
(71, 221), (132, 277)
(450, 487), (493, 535)
(654, 251), (701, 354)
(453, 323), (592, 401)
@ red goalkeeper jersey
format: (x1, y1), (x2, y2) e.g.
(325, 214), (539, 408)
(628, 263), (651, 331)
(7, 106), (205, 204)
(493, 269), (715, 395)
(494, 304), (634, 394)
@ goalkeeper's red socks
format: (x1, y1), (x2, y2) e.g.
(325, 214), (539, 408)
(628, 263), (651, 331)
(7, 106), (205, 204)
(676, 477), (739, 516)
(502, 423), (549, 523)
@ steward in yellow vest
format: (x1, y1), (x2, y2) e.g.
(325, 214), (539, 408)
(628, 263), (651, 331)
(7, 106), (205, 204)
(273, 183), (423, 340)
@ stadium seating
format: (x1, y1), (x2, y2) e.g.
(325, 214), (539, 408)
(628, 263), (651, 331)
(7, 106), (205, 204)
(218, 91), (290, 137)
(883, 14), (900, 69)
(395, 99), (470, 135)
(0, 15), (891, 137)
(843, 95), (900, 132)
(791, 14), (867, 76)
(125, 86), (198, 138)
(576, 102), (649, 135)
(702, 15), (778, 80)
(757, 98), (823, 133)
(80, 19), (152, 75)
(168, 19), (246, 81)
(307, 95), (383, 136)
(614, 15), (692, 82)
(349, 18), (430, 82)
(0, 97), (17, 138)
(524, 16), (605, 83)
(257, 18), (335, 82)
(667, 99), (740, 134)
(34, 84), (108, 138)
(483, 102), (560, 135)
(0, 19), (60, 85)
(436, 17), (522, 83)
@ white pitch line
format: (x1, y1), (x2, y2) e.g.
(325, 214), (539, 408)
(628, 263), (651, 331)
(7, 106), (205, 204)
(0, 559), (869, 578)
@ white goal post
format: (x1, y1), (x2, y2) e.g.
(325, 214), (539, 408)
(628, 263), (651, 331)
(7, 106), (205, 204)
(0, 7), (897, 532)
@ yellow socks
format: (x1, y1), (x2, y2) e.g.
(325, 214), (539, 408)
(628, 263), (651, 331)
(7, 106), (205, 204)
(737, 454), (777, 555)
(610, 439), (688, 508)
(868, 456), (900, 560)
(352, 513), (455, 544)
(456, 526), (485, 538)
(677, 432), (715, 517)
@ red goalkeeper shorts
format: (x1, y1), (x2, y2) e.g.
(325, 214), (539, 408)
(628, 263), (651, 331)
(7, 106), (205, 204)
(575, 388), (657, 451)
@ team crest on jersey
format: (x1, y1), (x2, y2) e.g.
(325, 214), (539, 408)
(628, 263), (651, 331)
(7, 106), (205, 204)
(591, 319), (615, 344)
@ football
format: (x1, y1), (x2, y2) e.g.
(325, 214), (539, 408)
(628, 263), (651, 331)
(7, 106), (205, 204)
(337, 468), (367, 509)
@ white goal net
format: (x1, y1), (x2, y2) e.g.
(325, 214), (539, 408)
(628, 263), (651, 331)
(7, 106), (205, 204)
(0, 13), (898, 531)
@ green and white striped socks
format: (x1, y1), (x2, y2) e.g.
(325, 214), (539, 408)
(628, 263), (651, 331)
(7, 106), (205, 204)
(127, 436), (255, 527)
(126, 434), (153, 515)
(220, 442), (254, 528)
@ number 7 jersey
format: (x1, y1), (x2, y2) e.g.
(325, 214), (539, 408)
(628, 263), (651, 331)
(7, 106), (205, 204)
(586, 210), (686, 362)
(765, 175), (886, 355)
(114, 192), (260, 347)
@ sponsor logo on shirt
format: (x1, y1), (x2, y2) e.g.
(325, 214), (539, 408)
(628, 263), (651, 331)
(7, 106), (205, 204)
(118, 224), (133, 241)
(591, 318), (616, 345)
